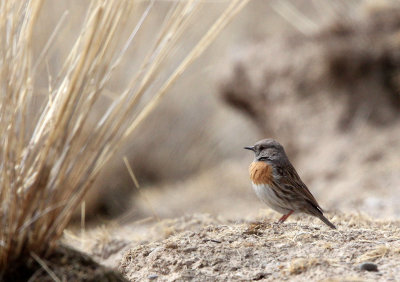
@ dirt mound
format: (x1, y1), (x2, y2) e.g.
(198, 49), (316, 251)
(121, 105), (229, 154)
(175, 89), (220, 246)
(118, 213), (400, 281)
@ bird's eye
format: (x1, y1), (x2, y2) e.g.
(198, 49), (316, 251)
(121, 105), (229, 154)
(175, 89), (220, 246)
(258, 156), (270, 161)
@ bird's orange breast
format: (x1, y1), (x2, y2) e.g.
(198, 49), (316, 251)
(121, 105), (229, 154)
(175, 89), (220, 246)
(249, 161), (273, 185)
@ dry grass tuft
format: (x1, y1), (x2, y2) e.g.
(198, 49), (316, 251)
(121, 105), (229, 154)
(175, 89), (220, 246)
(287, 258), (319, 275)
(356, 245), (400, 263)
(0, 0), (248, 272)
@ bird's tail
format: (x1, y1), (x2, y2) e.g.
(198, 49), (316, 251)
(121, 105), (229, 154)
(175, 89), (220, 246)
(317, 214), (336, 229)
(305, 199), (336, 229)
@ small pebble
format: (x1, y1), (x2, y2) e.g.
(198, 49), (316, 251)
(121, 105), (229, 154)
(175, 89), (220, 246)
(359, 262), (378, 272)
(148, 274), (158, 280)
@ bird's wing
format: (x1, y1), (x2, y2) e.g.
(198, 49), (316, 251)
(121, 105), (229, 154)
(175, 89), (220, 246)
(280, 163), (323, 213)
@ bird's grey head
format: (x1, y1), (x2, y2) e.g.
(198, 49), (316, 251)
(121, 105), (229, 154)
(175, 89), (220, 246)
(244, 139), (288, 163)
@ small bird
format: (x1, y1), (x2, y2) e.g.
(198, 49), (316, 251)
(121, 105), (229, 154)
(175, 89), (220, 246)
(244, 139), (336, 229)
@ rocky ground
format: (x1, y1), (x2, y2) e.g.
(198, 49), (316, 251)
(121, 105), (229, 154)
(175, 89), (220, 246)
(120, 213), (400, 281)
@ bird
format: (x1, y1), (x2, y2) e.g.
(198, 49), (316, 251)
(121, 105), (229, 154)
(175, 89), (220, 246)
(244, 138), (336, 229)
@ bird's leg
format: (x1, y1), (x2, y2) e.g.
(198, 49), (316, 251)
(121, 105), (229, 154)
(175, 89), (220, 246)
(277, 210), (294, 224)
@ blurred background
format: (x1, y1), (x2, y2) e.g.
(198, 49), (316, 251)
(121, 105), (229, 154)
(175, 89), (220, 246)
(35, 0), (400, 224)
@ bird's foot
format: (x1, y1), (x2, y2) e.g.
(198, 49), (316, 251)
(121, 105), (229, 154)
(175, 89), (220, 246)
(277, 210), (294, 224)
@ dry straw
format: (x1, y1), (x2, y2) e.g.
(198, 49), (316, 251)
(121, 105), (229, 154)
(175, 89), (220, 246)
(0, 0), (248, 270)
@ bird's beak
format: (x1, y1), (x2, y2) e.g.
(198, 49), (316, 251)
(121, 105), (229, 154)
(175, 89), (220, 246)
(244, 146), (255, 152)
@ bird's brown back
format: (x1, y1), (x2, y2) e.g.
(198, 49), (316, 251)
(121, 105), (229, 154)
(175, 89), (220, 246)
(279, 162), (323, 212)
